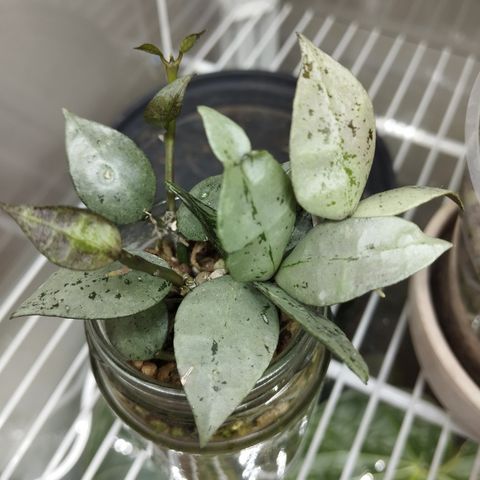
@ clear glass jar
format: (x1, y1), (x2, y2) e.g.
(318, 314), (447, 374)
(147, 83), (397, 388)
(84, 319), (329, 479)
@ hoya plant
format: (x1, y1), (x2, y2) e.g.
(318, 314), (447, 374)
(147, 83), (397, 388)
(0, 34), (460, 446)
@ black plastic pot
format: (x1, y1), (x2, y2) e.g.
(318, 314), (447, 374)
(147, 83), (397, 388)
(117, 71), (395, 197)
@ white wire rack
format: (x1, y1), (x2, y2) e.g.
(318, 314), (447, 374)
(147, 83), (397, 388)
(1, 0), (480, 479)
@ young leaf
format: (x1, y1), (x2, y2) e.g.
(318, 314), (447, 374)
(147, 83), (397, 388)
(286, 209), (313, 252)
(165, 181), (221, 250)
(134, 43), (165, 59)
(179, 30), (206, 54)
(64, 110), (156, 225)
(0, 204), (121, 270)
(254, 282), (368, 383)
(276, 216), (451, 306)
(352, 186), (463, 218)
(174, 276), (279, 447)
(144, 75), (193, 128)
(12, 256), (171, 319)
(104, 301), (168, 361)
(218, 150), (296, 281)
(177, 175), (222, 241)
(198, 106), (251, 167)
(290, 34), (375, 220)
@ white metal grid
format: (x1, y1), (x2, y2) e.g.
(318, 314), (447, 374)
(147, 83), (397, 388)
(1, 1), (480, 478)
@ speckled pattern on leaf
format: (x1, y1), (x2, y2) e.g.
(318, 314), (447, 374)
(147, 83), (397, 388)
(12, 250), (171, 319)
(174, 276), (279, 447)
(290, 34), (375, 220)
(0, 204), (121, 270)
(64, 110), (156, 225)
(276, 216), (451, 306)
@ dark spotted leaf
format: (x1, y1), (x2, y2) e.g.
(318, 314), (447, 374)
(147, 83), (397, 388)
(0, 204), (121, 270)
(177, 175), (222, 241)
(198, 106), (251, 167)
(104, 301), (168, 360)
(174, 276), (279, 446)
(290, 34), (375, 220)
(276, 216), (451, 306)
(12, 250), (171, 319)
(179, 30), (205, 54)
(144, 75), (193, 128)
(217, 150), (296, 281)
(64, 110), (156, 225)
(254, 282), (368, 383)
(353, 186), (463, 218)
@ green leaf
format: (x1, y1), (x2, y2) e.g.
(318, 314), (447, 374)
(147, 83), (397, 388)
(353, 186), (463, 217)
(218, 150), (296, 281)
(290, 34), (375, 220)
(134, 43), (165, 60)
(12, 251), (171, 319)
(0, 204), (121, 270)
(174, 276), (279, 446)
(198, 106), (251, 167)
(144, 75), (193, 129)
(254, 282), (367, 383)
(64, 110), (156, 225)
(165, 181), (221, 250)
(177, 175), (222, 241)
(276, 216), (451, 306)
(179, 30), (206, 54)
(104, 301), (168, 360)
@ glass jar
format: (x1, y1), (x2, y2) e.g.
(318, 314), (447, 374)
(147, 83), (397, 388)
(84, 319), (329, 479)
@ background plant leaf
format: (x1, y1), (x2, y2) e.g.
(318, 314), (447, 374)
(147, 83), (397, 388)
(177, 174), (222, 241)
(144, 75), (193, 128)
(286, 390), (478, 480)
(276, 216), (451, 306)
(104, 301), (168, 360)
(64, 110), (156, 225)
(290, 34), (375, 220)
(353, 186), (463, 217)
(174, 276), (279, 447)
(12, 253), (171, 319)
(198, 106), (251, 167)
(179, 30), (205, 54)
(218, 150), (296, 281)
(254, 282), (368, 383)
(0, 204), (121, 270)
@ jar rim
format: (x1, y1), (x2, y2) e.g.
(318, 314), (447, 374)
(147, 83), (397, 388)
(85, 315), (316, 400)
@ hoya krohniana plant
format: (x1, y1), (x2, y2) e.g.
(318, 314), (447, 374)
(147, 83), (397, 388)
(1, 34), (460, 446)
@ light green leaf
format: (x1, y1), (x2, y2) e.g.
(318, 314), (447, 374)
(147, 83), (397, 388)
(290, 34), (375, 220)
(64, 110), (156, 225)
(144, 75), (193, 128)
(254, 282), (367, 383)
(12, 251), (171, 319)
(0, 204), (121, 270)
(198, 106), (251, 167)
(179, 30), (205, 54)
(177, 175), (222, 241)
(276, 216), (451, 306)
(174, 276), (279, 447)
(134, 43), (165, 59)
(353, 186), (463, 217)
(104, 302), (168, 360)
(218, 150), (296, 281)
(165, 181), (221, 251)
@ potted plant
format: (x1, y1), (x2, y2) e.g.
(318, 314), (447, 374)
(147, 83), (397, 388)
(1, 32), (459, 478)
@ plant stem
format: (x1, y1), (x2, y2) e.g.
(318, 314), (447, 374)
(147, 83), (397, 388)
(164, 62), (180, 213)
(119, 250), (184, 287)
